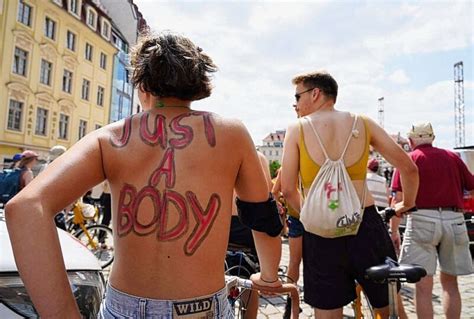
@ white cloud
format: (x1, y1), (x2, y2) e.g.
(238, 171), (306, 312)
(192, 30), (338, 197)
(133, 0), (474, 149)
(388, 69), (410, 85)
(364, 1), (473, 58)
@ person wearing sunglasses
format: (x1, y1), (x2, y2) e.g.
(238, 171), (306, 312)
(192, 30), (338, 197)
(280, 70), (419, 319)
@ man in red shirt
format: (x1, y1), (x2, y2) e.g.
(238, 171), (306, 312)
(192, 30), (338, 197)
(391, 122), (474, 318)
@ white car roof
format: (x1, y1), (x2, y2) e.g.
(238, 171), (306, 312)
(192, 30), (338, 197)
(0, 216), (102, 272)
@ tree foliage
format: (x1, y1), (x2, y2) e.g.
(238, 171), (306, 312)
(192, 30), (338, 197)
(269, 160), (281, 179)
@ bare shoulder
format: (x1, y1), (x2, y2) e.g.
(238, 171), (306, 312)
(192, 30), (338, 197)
(257, 150), (268, 164)
(207, 113), (251, 140)
(285, 120), (301, 142)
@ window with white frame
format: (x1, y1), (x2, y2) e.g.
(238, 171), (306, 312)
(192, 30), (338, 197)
(13, 47), (28, 76)
(101, 19), (111, 39)
(52, 0), (62, 6)
(86, 7), (96, 29)
(78, 119), (87, 139)
(58, 113), (69, 139)
(85, 43), (93, 61)
(17, 0), (32, 27)
(69, 0), (80, 16)
(44, 17), (56, 40)
(35, 107), (48, 136)
(7, 99), (23, 131)
(97, 86), (104, 106)
(81, 79), (90, 100)
(99, 52), (107, 69)
(66, 30), (76, 51)
(40, 59), (52, 86)
(62, 69), (73, 93)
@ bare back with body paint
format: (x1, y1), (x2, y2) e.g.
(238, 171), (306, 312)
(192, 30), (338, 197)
(98, 107), (267, 299)
(4, 31), (275, 318)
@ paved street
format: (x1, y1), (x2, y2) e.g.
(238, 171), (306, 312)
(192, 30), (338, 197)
(103, 238), (474, 318)
(257, 238), (474, 319)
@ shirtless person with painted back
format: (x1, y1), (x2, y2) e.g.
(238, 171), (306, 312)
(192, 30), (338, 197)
(6, 31), (282, 318)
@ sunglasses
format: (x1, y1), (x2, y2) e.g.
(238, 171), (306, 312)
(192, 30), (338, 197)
(294, 87), (317, 102)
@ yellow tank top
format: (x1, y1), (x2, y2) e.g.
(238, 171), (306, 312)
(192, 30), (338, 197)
(299, 115), (370, 189)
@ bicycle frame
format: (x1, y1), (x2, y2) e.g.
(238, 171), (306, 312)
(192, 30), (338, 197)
(387, 280), (398, 319)
(225, 275), (300, 318)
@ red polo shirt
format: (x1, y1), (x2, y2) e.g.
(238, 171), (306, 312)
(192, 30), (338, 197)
(391, 144), (474, 209)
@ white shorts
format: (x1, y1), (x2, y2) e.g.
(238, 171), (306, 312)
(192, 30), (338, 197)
(399, 209), (473, 276)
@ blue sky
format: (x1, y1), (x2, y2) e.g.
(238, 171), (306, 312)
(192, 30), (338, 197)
(134, 0), (473, 149)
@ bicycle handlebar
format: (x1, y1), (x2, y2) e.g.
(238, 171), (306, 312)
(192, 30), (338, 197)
(379, 206), (418, 223)
(225, 275), (300, 319)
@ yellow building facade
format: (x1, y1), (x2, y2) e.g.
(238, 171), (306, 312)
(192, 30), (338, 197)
(0, 0), (116, 163)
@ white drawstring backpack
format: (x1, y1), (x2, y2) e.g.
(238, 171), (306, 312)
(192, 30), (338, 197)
(299, 115), (366, 238)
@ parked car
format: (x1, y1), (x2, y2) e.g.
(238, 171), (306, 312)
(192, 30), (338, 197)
(0, 213), (105, 318)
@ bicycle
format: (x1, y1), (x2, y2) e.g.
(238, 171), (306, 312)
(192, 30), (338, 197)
(366, 257), (426, 319)
(351, 206), (426, 319)
(65, 201), (114, 269)
(225, 244), (295, 318)
(225, 275), (300, 319)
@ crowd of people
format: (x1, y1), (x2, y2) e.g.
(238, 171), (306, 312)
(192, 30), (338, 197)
(3, 30), (474, 319)
(1, 145), (112, 232)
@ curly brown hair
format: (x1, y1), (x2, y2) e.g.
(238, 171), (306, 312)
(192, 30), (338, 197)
(130, 31), (218, 101)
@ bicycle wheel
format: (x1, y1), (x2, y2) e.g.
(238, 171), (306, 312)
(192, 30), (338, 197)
(76, 225), (114, 269)
(353, 284), (374, 319)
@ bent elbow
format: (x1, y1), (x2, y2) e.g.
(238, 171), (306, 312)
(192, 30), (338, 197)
(4, 197), (22, 224)
(408, 161), (418, 177)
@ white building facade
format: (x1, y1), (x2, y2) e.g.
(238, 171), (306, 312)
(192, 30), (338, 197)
(257, 130), (285, 163)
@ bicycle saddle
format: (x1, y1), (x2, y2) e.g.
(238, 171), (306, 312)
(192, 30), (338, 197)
(365, 257), (427, 284)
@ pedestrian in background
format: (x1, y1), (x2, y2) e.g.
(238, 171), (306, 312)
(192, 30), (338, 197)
(390, 122), (474, 319)
(17, 150), (39, 190)
(366, 158), (389, 212)
(281, 70), (418, 319)
(8, 153), (22, 170)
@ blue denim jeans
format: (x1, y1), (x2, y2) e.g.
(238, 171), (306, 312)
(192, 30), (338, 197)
(99, 284), (234, 318)
(287, 216), (304, 238)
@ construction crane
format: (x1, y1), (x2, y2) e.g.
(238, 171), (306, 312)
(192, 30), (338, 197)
(378, 97), (384, 128)
(454, 61), (465, 147)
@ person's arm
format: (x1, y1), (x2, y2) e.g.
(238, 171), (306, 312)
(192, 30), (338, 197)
(257, 151), (273, 192)
(271, 169), (281, 199)
(280, 122), (301, 212)
(5, 131), (106, 318)
(234, 124), (281, 288)
(390, 191), (403, 255)
(368, 118), (419, 215)
(21, 170), (34, 187)
(455, 154), (474, 191)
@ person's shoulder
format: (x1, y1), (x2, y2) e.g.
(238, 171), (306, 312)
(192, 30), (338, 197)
(286, 118), (303, 131)
(200, 112), (252, 141)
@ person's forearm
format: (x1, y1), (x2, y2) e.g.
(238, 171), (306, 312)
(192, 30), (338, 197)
(252, 231), (281, 281)
(399, 165), (419, 208)
(281, 188), (301, 213)
(5, 200), (81, 318)
(390, 216), (402, 232)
